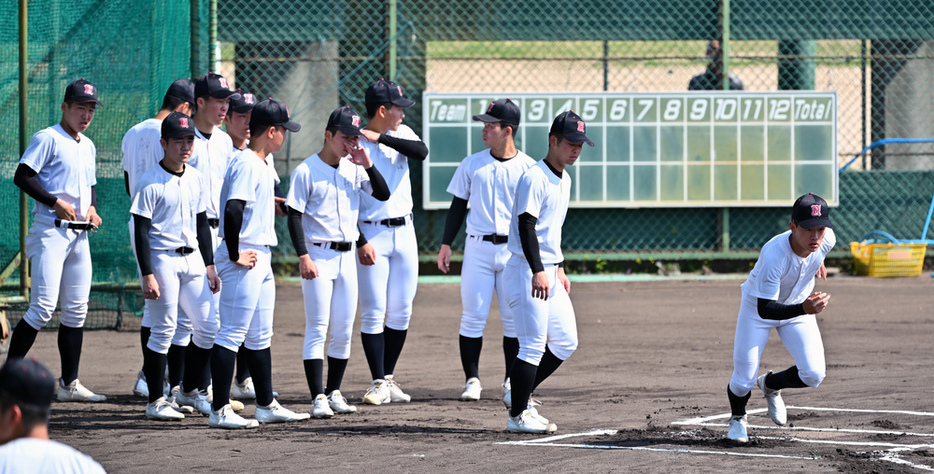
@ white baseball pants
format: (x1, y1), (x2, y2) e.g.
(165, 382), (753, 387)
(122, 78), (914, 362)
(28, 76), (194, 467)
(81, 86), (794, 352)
(214, 244), (275, 352)
(458, 235), (515, 338)
(504, 259), (578, 365)
(357, 221), (418, 333)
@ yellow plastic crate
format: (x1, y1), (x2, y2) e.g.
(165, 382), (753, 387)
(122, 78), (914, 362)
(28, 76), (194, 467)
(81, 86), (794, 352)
(850, 241), (927, 277)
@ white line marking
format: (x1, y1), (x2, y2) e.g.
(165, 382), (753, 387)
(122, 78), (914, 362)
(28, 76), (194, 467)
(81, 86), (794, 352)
(684, 421), (934, 438)
(755, 435), (934, 450)
(674, 406), (934, 425)
(880, 453), (934, 472)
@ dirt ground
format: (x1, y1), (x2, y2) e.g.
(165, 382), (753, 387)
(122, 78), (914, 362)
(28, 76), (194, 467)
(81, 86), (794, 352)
(6, 275), (934, 473)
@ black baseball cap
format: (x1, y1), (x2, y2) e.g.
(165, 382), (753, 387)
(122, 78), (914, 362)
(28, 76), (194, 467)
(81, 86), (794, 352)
(250, 98), (301, 133)
(550, 110), (594, 147)
(365, 79), (415, 108)
(792, 193), (833, 229)
(165, 78), (195, 105)
(327, 106), (364, 136)
(0, 357), (56, 409)
(63, 78), (103, 107)
(229, 89), (257, 113)
(194, 73), (241, 100)
(473, 98), (520, 129)
(161, 111), (197, 139)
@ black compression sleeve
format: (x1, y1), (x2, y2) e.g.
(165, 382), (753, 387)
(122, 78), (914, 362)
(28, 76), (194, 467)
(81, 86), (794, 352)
(365, 166), (391, 201)
(757, 298), (806, 320)
(274, 183), (288, 214)
(224, 199), (246, 261)
(356, 226), (368, 248)
(442, 197), (468, 246)
(287, 207), (308, 256)
(13, 164), (58, 207)
(378, 134), (429, 161)
(196, 212), (214, 266)
(133, 214), (154, 276)
(124, 171), (131, 197)
(90, 186), (97, 207)
(518, 212), (544, 273)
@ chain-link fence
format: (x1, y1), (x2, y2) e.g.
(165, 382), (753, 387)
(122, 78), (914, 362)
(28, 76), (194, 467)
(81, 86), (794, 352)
(2, 0), (934, 328)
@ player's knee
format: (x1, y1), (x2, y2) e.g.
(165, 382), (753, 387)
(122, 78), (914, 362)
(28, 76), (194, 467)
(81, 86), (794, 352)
(548, 340), (577, 360)
(798, 368), (825, 388)
(459, 318), (486, 338)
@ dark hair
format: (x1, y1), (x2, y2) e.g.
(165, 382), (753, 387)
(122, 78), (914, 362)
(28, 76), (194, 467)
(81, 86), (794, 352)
(325, 126), (340, 136)
(549, 133), (565, 145)
(366, 102), (393, 119)
(0, 396), (50, 431)
(502, 122), (518, 137)
(161, 95), (190, 112)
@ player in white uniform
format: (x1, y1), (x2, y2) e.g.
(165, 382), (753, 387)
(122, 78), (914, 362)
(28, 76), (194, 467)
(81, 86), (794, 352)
(130, 112), (221, 420)
(356, 79), (428, 405)
(207, 98), (309, 429)
(437, 99), (535, 402)
(504, 111), (592, 434)
(122, 77), (196, 400)
(286, 106), (391, 418)
(726, 193), (834, 443)
(9, 78), (106, 403)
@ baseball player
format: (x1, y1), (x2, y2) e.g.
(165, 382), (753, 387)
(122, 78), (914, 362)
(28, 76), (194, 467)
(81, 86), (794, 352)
(287, 106), (390, 418)
(356, 79), (428, 405)
(9, 78), (106, 402)
(122, 77), (196, 400)
(207, 98), (308, 429)
(504, 111), (592, 434)
(437, 98), (535, 402)
(725, 193), (834, 443)
(130, 112), (220, 420)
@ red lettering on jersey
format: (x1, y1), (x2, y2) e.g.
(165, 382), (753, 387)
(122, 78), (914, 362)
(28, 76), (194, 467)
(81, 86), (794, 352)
(811, 204), (821, 216)
(179, 117), (189, 128)
(219, 77), (229, 89)
(352, 115), (360, 127)
(577, 121), (585, 133)
(84, 84), (94, 95)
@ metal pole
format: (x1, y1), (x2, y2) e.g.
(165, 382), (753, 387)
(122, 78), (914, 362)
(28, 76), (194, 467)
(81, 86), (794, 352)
(191, 0), (201, 78)
(603, 40), (609, 91)
(18, 0), (29, 300)
(860, 39), (867, 170)
(209, 0), (217, 72)
(388, 0), (398, 79)
(721, 0), (731, 91)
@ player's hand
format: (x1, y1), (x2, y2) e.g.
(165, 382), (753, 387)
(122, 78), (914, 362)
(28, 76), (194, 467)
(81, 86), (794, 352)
(53, 199), (77, 221)
(357, 243), (376, 266)
(437, 244), (453, 273)
(274, 197), (287, 217)
(205, 265), (220, 294)
(816, 262), (827, 281)
(298, 254), (319, 280)
(360, 128), (380, 143)
(557, 266), (571, 295)
(344, 142), (373, 168)
(531, 271), (550, 301)
(85, 205), (103, 228)
(803, 291), (831, 314)
(142, 274), (160, 300)
(235, 250), (258, 269)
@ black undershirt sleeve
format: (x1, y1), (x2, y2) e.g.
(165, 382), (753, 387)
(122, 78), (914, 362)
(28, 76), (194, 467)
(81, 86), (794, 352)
(133, 214), (154, 276)
(377, 134), (429, 161)
(13, 163), (58, 208)
(287, 207), (308, 256)
(196, 211), (214, 266)
(517, 212), (545, 274)
(356, 226), (368, 248)
(366, 166), (391, 201)
(757, 298), (806, 320)
(90, 186), (97, 208)
(442, 197), (469, 246)
(224, 199), (246, 261)
(124, 171), (131, 197)
(274, 183), (288, 214)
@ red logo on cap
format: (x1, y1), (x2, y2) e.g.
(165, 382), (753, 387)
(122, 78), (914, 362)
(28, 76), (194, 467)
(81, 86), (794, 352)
(286, 106), (290, 117)
(179, 117), (189, 128)
(84, 84), (94, 95)
(810, 204), (821, 217)
(219, 77), (229, 89)
(352, 115), (360, 127)
(245, 94), (255, 104)
(396, 85), (403, 96)
(488, 102), (495, 112)
(577, 121), (585, 133)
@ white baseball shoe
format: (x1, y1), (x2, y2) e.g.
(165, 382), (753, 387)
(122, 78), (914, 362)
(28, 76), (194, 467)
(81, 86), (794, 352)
(255, 399), (311, 424)
(232, 377), (256, 399)
(460, 377), (482, 401)
(312, 394), (334, 418)
(132, 370), (148, 398)
(757, 372), (787, 426)
(727, 415), (749, 443)
(208, 404), (258, 429)
(146, 397), (185, 421)
(174, 387), (212, 416)
(507, 408), (557, 434)
(57, 379), (106, 403)
(385, 375), (411, 403)
(362, 379), (391, 405)
(327, 390), (357, 414)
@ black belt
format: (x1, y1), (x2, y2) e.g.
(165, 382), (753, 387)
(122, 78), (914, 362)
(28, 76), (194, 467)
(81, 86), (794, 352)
(364, 215), (410, 227)
(481, 234), (508, 244)
(207, 218), (220, 229)
(56, 220), (96, 231)
(172, 247), (195, 255)
(313, 241), (353, 252)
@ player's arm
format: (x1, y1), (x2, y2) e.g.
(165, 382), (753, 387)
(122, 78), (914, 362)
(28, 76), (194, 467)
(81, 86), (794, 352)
(223, 198), (257, 268)
(196, 211), (220, 293)
(377, 134), (428, 161)
(13, 163), (66, 212)
(274, 183), (288, 216)
(518, 211), (549, 300)
(757, 291), (831, 320)
(437, 197), (468, 273)
(287, 206), (319, 279)
(132, 213), (159, 299)
(85, 186), (102, 227)
(124, 171), (131, 197)
(365, 165), (390, 201)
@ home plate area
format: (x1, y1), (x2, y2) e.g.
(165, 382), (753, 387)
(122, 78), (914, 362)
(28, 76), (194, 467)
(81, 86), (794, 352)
(497, 406), (934, 471)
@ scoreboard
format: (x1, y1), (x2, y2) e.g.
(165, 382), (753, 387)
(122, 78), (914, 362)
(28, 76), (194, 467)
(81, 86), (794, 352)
(421, 92), (837, 209)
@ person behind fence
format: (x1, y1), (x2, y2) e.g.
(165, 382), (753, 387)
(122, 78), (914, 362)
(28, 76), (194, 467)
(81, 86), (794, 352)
(9, 78), (106, 403)
(725, 193), (833, 444)
(0, 357), (105, 473)
(688, 39), (745, 91)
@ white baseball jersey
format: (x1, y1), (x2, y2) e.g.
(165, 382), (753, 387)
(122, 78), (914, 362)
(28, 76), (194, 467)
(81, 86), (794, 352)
(234, 140), (281, 186)
(286, 154), (374, 242)
(358, 124), (420, 220)
(20, 124), (97, 220)
(447, 149), (536, 236)
(741, 229), (836, 305)
(190, 127), (235, 219)
(121, 118), (164, 196)
(218, 149), (277, 246)
(130, 164), (207, 250)
(0, 438), (105, 474)
(507, 160), (571, 265)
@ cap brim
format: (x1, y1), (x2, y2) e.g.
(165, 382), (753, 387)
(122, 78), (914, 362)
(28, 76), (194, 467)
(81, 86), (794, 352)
(338, 125), (363, 136)
(563, 132), (595, 147)
(283, 120), (302, 133)
(211, 90), (242, 100)
(392, 97), (416, 108)
(74, 97), (103, 108)
(164, 131), (196, 139)
(796, 218), (833, 229)
(472, 113), (502, 123)
(230, 105), (253, 113)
